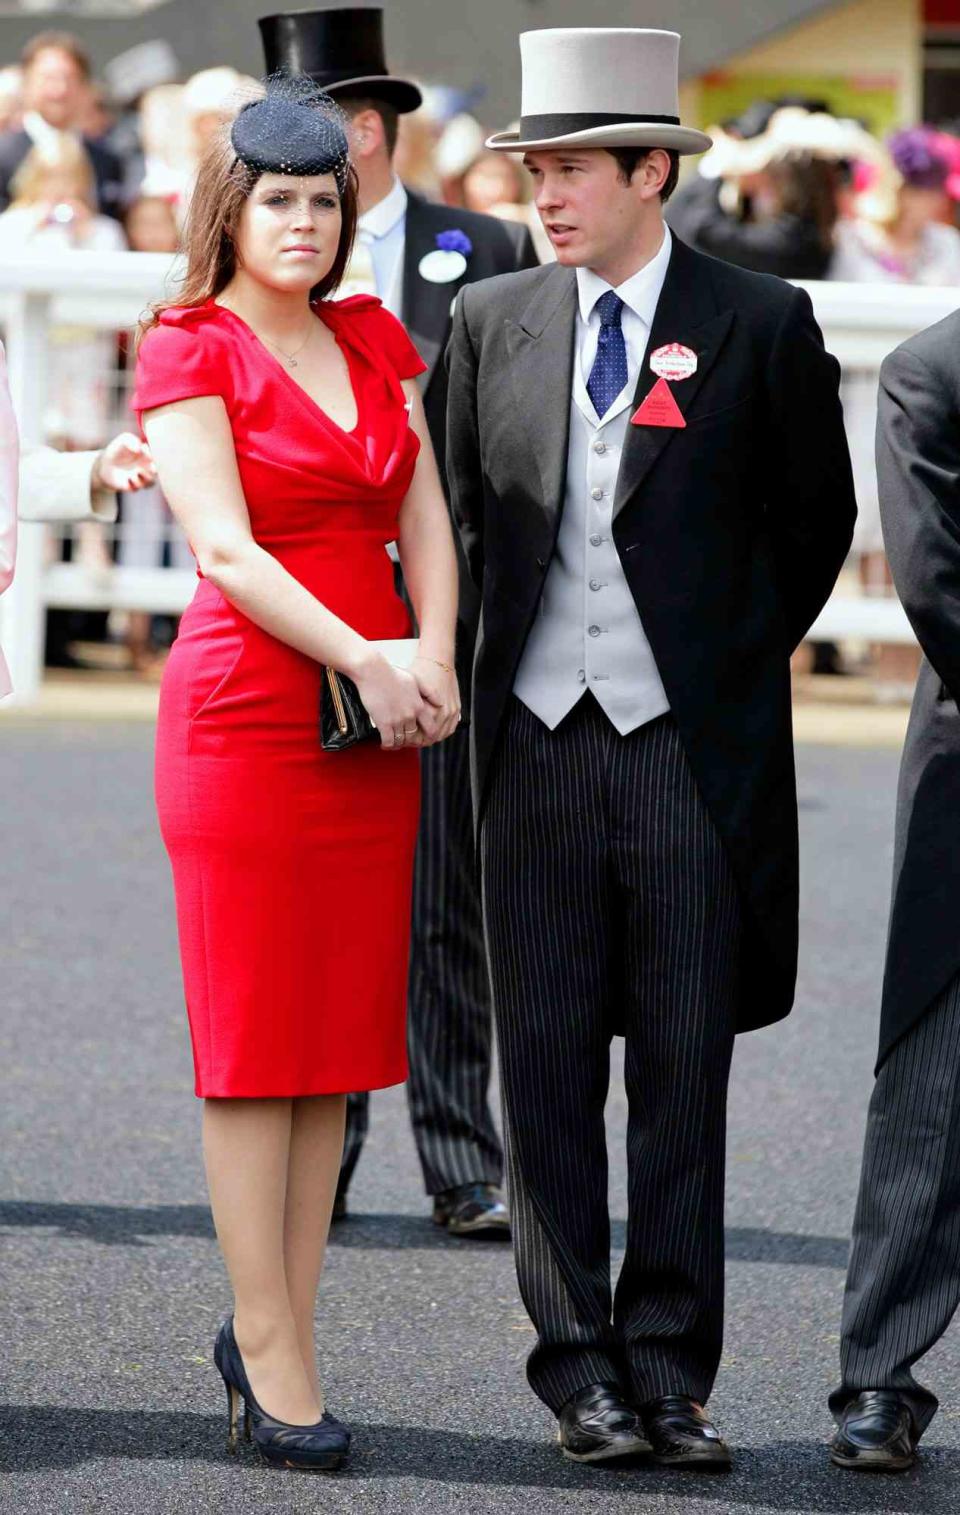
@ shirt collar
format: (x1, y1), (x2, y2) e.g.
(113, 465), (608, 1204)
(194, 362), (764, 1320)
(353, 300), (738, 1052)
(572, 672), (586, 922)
(576, 225), (673, 330)
(23, 110), (70, 150)
(359, 176), (408, 240)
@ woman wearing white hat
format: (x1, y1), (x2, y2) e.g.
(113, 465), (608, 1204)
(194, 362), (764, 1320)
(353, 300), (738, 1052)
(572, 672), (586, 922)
(447, 25), (856, 1470)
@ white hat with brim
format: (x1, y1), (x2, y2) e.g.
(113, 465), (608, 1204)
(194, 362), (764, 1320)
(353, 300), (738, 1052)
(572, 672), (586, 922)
(700, 107), (889, 179)
(486, 28), (712, 157)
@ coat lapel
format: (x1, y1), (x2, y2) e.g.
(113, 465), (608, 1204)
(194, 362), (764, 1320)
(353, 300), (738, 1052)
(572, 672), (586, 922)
(613, 238), (734, 518)
(505, 268), (577, 532)
(401, 191), (463, 393)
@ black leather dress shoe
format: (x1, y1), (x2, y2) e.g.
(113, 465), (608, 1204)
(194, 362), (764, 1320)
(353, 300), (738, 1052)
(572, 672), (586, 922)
(830, 1391), (918, 1471)
(557, 1382), (652, 1463)
(432, 1183), (510, 1238)
(641, 1395), (731, 1469)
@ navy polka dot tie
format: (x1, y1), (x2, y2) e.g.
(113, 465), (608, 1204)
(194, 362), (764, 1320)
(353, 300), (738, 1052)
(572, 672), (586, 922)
(586, 290), (627, 419)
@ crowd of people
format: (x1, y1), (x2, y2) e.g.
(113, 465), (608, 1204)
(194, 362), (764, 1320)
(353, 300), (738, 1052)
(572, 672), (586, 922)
(5, 7), (960, 1489)
(1, 26), (959, 672)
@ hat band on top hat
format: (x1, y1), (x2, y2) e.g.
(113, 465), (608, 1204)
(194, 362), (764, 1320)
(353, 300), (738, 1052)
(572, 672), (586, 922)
(519, 110), (681, 139)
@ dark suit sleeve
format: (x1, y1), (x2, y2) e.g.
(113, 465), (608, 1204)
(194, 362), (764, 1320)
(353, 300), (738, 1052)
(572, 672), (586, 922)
(765, 285), (857, 648)
(0, 133), (26, 212)
(878, 346), (960, 700)
(445, 290), (484, 591)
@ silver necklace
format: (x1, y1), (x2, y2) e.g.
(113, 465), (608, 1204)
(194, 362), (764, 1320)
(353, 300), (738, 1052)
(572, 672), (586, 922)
(260, 324), (314, 369)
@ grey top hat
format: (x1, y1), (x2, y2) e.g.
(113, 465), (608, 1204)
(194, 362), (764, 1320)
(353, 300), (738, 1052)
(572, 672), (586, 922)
(259, 7), (422, 113)
(487, 29), (711, 155)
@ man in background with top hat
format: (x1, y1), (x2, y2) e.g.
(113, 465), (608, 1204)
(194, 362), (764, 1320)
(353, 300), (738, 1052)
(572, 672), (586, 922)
(260, 7), (538, 1239)
(446, 26), (855, 1466)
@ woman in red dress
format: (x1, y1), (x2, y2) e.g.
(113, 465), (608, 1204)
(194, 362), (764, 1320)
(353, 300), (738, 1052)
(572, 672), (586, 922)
(133, 80), (460, 1470)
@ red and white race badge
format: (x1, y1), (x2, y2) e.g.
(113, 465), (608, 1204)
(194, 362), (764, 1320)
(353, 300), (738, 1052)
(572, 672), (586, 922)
(649, 342), (698, 382)
(631, 378), (686, 429)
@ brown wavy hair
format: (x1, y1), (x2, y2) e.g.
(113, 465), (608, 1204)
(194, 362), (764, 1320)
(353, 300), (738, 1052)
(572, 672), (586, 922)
(140, 127), (358, 338)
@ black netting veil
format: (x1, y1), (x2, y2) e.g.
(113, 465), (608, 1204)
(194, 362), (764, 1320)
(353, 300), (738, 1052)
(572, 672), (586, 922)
(230, 72), (351, 189)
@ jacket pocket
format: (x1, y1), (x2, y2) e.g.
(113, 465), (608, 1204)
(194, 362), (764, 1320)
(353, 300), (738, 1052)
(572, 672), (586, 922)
(684, 392), (755, 427)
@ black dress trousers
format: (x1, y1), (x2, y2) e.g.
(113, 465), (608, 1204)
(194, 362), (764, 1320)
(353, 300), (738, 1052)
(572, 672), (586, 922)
(830, 969), (960, 1436)
(481, 696), (742, 1412)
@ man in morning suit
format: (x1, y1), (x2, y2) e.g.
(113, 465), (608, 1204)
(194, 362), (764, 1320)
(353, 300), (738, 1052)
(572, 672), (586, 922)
(828, 311), (960, 1472)
(446, 26), (856, 1468)
(0, 31), (122, 216)
(260, 7), (538, 1238)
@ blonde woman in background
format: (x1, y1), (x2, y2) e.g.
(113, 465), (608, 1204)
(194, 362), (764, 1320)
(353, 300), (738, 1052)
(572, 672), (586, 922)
(0, 133), (126, 594)
(0, 134), (125, 448)
(831, 128), (960, 594)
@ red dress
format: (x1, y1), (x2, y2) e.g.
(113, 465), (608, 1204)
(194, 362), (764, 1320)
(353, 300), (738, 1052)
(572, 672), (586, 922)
(134, 296), (426, 1098)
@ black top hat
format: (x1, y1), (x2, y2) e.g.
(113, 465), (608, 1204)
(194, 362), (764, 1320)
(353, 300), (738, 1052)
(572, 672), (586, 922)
(259, 8), (422, 114)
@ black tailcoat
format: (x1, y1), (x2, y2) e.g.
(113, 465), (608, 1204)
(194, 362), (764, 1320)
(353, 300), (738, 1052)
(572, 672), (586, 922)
(445, 235), (856, 1035)
(401, 190), (537, 694)
(875, 311), (960, 1068)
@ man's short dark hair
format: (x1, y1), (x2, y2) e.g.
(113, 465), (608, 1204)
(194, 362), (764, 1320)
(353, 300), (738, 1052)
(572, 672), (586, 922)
(338, 95), (400, 157)
(608, 147), (681, 202)
(22, 31), (91, 80)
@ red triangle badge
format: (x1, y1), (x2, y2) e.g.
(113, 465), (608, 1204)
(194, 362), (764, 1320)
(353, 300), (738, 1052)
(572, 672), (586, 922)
(631, 377), (686, 429)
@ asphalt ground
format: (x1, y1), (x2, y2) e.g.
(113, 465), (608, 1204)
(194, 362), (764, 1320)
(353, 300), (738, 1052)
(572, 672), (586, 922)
(2, 721), (958, 1514)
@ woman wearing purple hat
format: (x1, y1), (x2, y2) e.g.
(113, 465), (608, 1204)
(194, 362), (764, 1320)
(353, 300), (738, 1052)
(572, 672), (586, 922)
(832, 126), (960, 285)
(832, 126), (960, 594)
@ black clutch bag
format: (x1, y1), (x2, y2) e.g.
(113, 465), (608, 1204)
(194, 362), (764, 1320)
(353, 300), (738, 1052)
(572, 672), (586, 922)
(320, 666), (377, 751)
(319, 639), (420, 753)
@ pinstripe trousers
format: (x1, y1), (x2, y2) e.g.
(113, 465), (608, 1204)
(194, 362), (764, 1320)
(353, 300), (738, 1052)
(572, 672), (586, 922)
(340, 723), (504, 1196)
(830, 972), (960, 1435)
(481, 696), (742, 1412)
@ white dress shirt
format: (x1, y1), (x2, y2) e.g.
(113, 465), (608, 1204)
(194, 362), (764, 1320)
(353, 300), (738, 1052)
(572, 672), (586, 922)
(575, 226), (673, 407)
(358, 175), (408, 317)
(513, 228), (674, 734)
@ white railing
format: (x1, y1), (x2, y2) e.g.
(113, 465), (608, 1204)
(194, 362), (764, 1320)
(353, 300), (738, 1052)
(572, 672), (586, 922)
(792, 280), (957, 648)
(0, 250), (184, 702)
(0, 257), (955, 705)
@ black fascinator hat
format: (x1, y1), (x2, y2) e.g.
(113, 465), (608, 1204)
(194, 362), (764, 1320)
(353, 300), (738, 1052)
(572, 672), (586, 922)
(231, 73), (351, 189)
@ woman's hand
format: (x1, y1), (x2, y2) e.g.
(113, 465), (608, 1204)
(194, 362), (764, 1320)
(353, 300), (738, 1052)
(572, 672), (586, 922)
(410, 656), (461, 744)
(353, 654), (429, 751)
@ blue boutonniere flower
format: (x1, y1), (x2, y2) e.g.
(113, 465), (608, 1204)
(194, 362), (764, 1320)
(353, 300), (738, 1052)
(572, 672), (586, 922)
(435, 229), (473, 258)
(419, 229), (473, 284)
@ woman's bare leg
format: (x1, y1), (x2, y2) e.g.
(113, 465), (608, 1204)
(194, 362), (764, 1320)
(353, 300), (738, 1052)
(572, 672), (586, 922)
(203, 1097), (322, 1425)
(284, 1093), (347, 1404)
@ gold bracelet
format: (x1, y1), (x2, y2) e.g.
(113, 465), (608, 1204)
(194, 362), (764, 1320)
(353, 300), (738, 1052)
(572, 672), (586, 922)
(421, 655), (453, 673)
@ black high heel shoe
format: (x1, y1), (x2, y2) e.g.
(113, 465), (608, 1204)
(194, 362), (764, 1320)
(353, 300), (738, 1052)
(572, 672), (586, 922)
(214, 1317), (350, 1471)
